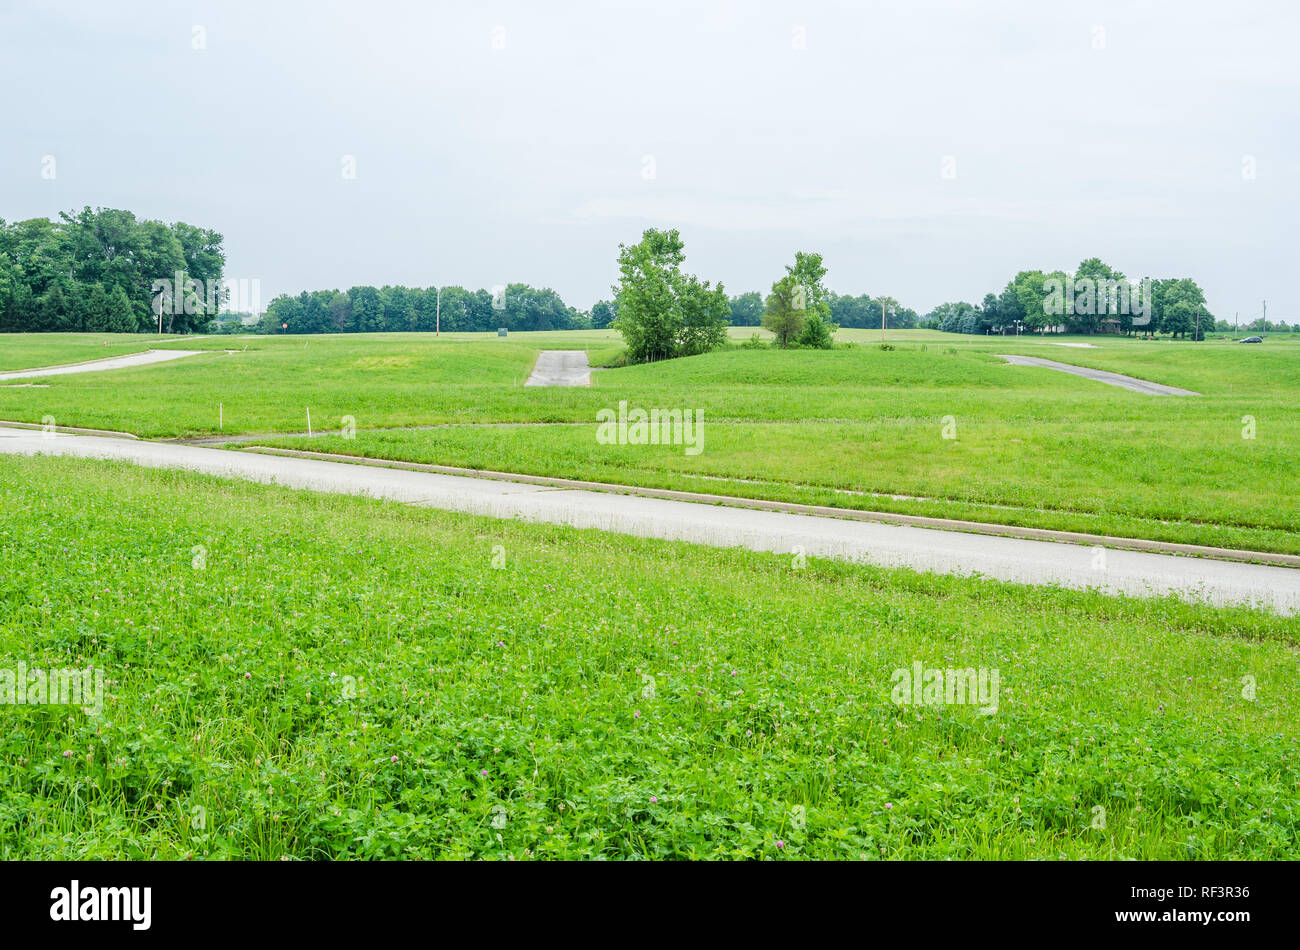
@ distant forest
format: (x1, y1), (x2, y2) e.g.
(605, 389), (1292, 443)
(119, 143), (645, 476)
(5, 207), (1269, 338)
(726, 291), (921, 330)
(258, 284), (587, 334)
(0, 208), (224, 333)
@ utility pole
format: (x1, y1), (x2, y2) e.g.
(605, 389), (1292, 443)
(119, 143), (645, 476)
(436, 286), (441, 336)
(1262, 299), (1266, 338)
(881, 299), (886, 342)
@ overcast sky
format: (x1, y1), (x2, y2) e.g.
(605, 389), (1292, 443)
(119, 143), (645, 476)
(3, 0), (1296, 319)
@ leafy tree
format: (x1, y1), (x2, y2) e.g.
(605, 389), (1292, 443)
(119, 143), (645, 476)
(499, 284), (573, 332)
(263, 294), (304, 333)
(1069, 258), (1127, 334)
(590, 300), (616, 329)
(106, 285), (136, 332)
(611, 228), (728, 363)
(1162, 300), (1196, 338)
(762, 276), (806, 347)
(727, 291), (763, 326)
(83, 282), (111, 331)
(7, 283), (38, 332)
(1012, 270), (1071, 333)
(981, 293), (1001, 330)
(612, 229), (685, 362)
(435, 286), (476, 333)
(1154, 278), (1211, 339)
(997, 281), (1025, 330)
(828, 292), (868, 328)
(348, 286), (384, 333)
(928, 301), (982, 334)
(380, 285), (416, 331)
(38, 282), (71, 332)
(874, 295), (902, 331)
(0, 208), (226, 333)
(677, 276), (731, 355)
(328, 291), (352, 331)
(797, 310), (836, 348)
(784, 251), (831, 319)
(301, 291), (334, 334)
(0, 259), (13, 332)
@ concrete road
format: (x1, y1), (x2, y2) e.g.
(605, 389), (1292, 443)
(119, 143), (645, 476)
(0, 349), (203, 381)
(998, 354), (1200, 396)
(525, 350), (591, 387)
(2, 425), (1295, 615)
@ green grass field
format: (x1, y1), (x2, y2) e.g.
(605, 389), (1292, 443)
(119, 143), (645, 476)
(0, 333), (225, 372)
(2, 455), (1297, 859)
(2, 331), (1296, 553)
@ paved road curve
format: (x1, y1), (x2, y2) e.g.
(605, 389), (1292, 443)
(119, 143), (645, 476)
(525, 350), (591, 386)
(0, 349), (203, 381)
(997, 354), (1200, 396)
(2, 426), (1295, 615)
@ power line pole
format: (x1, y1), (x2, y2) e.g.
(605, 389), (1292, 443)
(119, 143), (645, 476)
(1262, 299), (1266, 338)
(881, 299), (886, 342)
(436, 286), (441, 336)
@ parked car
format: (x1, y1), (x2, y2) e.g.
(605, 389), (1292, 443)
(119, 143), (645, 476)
(1238, 336), (1263, 343)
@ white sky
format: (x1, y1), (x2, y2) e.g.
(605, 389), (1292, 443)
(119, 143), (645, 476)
(3, 0), (1297, 320)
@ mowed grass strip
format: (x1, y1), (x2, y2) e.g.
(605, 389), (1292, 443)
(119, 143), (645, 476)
(0, 333), (211, 372)
(4, 331), (1297, 550)
(254, 411), (1299, 555)
(0, 455), (1297, 859)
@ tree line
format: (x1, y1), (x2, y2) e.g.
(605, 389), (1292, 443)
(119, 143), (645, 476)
(0, 208), (225, 333)
(258, 283), (586, 335)
(6, 209), (1263, 342)
(727, 289), (920, 330)
(921, 258), (1247, 338)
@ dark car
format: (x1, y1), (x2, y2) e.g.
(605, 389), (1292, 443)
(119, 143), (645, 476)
(1238, 336), (1264, 343)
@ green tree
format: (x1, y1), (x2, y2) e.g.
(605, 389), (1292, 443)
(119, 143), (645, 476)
(677, 275), (730, 356)
(38, 282), (70, 332)
(611, 229), (728, 363)
(727, 291), (763, 326)
(797, 310), (836, 348)
(930, 301), (980, 333)
(828, 292), (870, 328)
(106, 285), (136, 333)
(0, 258), (13, 332)
(1071, 258), (1127, 334)
(784, 251), (831, 319)
(263, 294), (304, 333)
(348, 286), (384, 333)
(762, 275), (806, 347)
(1162, 300), (1195, 338)
(875, 295), (905, 330)
(998, 281), (1025, 331)
(1014, 270), (1068, 333)
(83, 282), (111, 331)
(590, 300), (616, 329)
(1154, 278), (1211, 339)
(981, 293), (1001, 331)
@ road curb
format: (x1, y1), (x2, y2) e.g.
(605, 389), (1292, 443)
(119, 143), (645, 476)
(0, 420), (139, 439)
